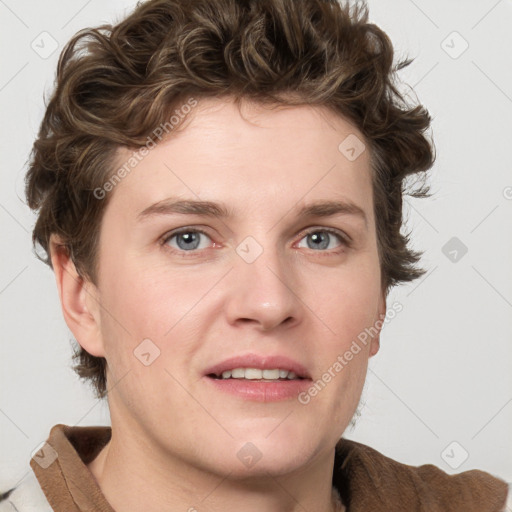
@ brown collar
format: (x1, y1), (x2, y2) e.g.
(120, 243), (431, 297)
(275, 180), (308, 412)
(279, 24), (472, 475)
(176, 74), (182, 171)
(333, 438), (508, 511)
(31, 424), (508, 512)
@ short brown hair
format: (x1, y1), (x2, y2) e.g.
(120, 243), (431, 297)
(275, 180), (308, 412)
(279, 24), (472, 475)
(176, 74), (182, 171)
(25, 0), (435, 399)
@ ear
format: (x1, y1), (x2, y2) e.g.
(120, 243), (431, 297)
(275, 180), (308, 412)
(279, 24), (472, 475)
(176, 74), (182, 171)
(369, 291), (386, 358)
(49, 234), (105, 357)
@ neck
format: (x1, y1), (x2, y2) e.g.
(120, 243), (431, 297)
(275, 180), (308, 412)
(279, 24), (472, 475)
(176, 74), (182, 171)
(87, 423), (345, 512)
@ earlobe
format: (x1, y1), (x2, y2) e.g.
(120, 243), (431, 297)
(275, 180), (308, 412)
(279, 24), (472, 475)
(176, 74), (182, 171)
(369, 332), (380, 357)
(369, 292), (387, 358)
(49, 235), (105, 357)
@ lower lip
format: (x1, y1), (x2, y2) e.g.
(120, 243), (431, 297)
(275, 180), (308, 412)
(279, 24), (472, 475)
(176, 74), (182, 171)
(205, 376), (312, 402)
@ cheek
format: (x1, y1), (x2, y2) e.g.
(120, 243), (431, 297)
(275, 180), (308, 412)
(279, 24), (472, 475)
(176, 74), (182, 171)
(307, 258), (380, 404)
(99, 255), (196, 337)
(318, 261), (382, 341)
(96, 257), (216, 379)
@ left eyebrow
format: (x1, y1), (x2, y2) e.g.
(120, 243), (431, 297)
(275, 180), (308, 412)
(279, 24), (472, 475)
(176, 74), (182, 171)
(137, 197), (368, 229)
(137, 197), (232, 221)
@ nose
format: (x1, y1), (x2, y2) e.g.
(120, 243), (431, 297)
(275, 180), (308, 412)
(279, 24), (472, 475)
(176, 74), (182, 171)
(224, 240), (303, 332)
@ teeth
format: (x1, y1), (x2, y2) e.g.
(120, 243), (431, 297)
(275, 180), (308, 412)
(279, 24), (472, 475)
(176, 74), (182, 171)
(218, 368), (301, 380)
(262, 369), (279, 379)
(245, 368), (262, 379)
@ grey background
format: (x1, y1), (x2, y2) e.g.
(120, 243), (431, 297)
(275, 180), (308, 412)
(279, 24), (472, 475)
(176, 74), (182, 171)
(1, 0), (511, 489)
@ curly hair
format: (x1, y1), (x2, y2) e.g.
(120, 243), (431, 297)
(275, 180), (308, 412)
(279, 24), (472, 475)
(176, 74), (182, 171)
(25, 0), (435, 399)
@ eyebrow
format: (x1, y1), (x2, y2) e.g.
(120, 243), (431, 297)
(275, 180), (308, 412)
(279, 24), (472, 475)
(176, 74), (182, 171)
(137, 197), (368, 228)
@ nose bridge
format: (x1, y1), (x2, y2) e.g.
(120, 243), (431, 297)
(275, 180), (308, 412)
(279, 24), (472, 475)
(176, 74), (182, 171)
(225, 232), (301, 330)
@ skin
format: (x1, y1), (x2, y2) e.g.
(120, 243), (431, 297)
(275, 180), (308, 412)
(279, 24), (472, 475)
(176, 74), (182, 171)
(50, 97), (386, 512)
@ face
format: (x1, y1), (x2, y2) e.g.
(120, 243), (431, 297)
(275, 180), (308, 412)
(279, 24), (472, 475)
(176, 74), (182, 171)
(80, 97), (386, 478)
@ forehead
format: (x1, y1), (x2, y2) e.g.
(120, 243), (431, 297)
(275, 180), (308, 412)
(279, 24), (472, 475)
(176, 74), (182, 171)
(106, 97), (374, 225)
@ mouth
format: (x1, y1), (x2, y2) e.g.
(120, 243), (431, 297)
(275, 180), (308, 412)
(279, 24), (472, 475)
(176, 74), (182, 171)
(203, 354), (312, 401)
(207, 367), (306, 381)
(204, 353), (311, 381)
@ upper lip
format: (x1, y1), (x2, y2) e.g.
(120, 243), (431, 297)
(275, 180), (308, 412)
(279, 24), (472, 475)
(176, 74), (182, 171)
(204, 353), (312, 379)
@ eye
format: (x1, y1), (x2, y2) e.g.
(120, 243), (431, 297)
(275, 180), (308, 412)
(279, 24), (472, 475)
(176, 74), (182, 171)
(161, 226), (349, 256)
(162, 228), (213, 252)
(296, 228), (348, 252)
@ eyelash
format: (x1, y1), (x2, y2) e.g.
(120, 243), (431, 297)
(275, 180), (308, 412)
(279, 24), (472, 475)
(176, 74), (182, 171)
(160, 226), (350, 257)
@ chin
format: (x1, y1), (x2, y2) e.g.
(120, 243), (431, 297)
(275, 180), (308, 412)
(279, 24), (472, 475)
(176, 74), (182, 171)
(216, 449), (317, 481)
(196, 426), (327, 479)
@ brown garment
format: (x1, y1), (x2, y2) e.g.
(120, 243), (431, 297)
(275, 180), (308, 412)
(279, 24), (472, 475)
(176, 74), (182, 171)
(28, 424), (508, 512)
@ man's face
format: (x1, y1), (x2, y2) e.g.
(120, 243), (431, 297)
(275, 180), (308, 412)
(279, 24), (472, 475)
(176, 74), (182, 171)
(87, 97), (385, 477)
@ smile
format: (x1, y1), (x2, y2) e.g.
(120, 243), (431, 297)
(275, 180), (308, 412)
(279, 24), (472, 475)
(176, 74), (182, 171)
(209, 368), (304, 380)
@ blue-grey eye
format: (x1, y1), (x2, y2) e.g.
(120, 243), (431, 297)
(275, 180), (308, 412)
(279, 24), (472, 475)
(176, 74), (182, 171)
(297, 230), (344, 251)
(165, 230), (211, 251)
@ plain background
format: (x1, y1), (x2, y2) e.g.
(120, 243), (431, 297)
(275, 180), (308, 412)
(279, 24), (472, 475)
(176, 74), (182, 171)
(1, 0), (511, 490)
